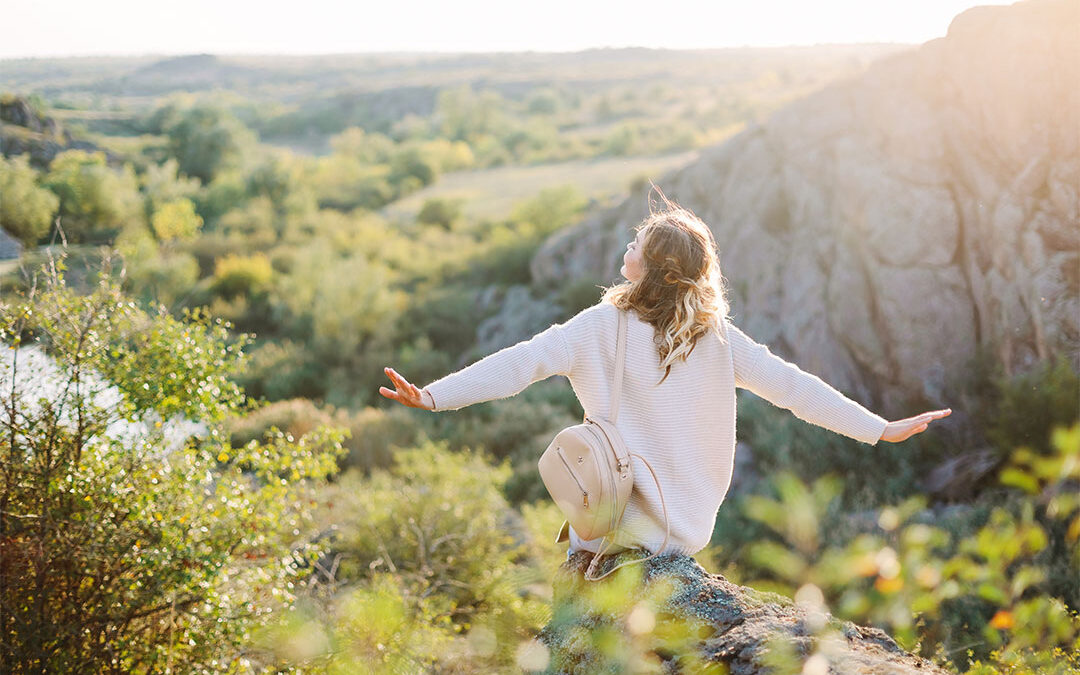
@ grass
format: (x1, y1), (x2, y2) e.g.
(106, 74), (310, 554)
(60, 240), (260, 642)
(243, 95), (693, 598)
(381, 150), (701, 223)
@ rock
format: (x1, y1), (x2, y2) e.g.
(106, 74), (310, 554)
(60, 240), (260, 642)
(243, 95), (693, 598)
(528, 0), (1080, 421)
(539, 551), (950, 674)
(464, 284), (565, 368)
(921, 448), (1002, 502)
(0, 95), (111, 168)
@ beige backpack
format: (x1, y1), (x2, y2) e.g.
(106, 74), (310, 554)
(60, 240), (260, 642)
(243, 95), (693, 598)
(537, 307), (670, 581)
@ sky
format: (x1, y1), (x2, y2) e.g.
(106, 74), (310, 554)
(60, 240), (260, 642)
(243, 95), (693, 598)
(3, 0), (1015, 59)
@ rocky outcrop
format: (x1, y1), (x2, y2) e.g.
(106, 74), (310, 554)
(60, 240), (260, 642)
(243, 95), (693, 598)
(539, 551), (949, 674)
(0, 95), (105, 168)
(530, 0), (1079, 417)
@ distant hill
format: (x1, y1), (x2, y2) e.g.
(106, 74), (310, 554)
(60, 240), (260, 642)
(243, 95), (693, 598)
(116, 53), (274, 94)
(0, 45), (909, 104)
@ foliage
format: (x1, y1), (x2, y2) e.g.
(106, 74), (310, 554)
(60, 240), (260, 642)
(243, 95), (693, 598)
(236, 339), (327, 402)
(210, 252), (274, 300)
(139, 158), (201, 215)
(0, 153), (59, 246)
(0, 256), (346, 672)
(972, 352), (1079, 458)
(508, 184), (588, 237)
(161, 105), (257, 184)
(721, 423), (1080, 673)
(114, 223), (201, 309)
(150, 197), (203, 243)
(417, 197), (463, 230)
(261, 441), (552, 671)
(42, 150), (144, 243)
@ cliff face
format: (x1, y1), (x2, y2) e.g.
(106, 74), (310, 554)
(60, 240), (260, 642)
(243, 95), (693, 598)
(530, 0), (1079, 415)
(539, 551), (949, 674)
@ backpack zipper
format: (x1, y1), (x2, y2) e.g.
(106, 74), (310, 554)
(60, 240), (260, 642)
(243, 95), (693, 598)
(584, 423), (622, 532)
(557, 448), (589, 508)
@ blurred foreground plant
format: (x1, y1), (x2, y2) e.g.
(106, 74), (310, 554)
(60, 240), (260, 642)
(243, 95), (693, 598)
(259, 440), (552, 672)
(0, 254), (346, 673)
(733, 423), (1079, 674)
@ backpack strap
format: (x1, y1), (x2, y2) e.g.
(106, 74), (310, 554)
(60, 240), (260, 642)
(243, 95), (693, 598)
(582, 308), (628, 424)
(610, 308), (628, 423)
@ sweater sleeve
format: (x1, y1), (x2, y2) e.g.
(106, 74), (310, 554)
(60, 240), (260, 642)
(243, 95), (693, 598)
(725, 320), (888, 445)
(422, 304), (600, 412)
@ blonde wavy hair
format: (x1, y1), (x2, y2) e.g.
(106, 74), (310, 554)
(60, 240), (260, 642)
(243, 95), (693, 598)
(600, 188), (731, 386)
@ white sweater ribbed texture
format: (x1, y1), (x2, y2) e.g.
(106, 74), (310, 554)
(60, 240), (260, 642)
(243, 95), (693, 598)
(423, 301), (888, 557)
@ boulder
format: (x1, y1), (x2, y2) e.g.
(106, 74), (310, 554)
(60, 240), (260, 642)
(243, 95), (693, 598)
(539, 551), (950, 674)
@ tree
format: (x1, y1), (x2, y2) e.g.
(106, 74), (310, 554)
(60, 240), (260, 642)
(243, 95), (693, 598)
(42, 150), (143, 243)
(0, 154), (59, 246)
(0, 255), (345, 672)
(164, 106), (256, 184)
(150, 198), (203, 243)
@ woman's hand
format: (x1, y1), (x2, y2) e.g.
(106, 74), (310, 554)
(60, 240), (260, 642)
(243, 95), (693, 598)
(880, 408), (951, 443)
(379, 367), (435, 411)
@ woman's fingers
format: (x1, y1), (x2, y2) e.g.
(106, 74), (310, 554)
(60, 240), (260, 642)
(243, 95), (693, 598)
(880, 408), (951, 442)
(382, 367), (424, 408)
(908, 409), (951, 425)
(385, 367), (413, 393)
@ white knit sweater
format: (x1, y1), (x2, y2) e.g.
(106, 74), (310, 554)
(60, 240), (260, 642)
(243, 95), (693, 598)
(423, 301), (888, 557)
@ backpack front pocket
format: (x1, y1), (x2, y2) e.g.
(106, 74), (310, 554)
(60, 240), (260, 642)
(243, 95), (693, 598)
(556, 447), (589, 508)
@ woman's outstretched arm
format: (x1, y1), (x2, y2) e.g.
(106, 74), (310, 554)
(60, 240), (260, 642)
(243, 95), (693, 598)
(379, 303), (605, 412)
(726, 321), (950, 444)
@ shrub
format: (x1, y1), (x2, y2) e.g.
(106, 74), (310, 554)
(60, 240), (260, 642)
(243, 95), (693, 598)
(417, 197), (464, 230)
(211, 252), (274, 299)
(0, 153), (59, 246)
(725, 422), (1080, 673)
(42, 150), (144, 243)
(162, 105), (256, 184)
(0, 256), (345, 672)
(150, 197), (203, 243)
(287, 440), (550, 671)
(976, 352), (1079, 457)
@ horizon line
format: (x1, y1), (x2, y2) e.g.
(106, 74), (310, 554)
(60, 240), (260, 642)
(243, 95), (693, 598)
(0, 41), (921, 62)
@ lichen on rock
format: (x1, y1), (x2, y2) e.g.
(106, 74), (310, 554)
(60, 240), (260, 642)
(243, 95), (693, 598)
(538, 550), (948, 674)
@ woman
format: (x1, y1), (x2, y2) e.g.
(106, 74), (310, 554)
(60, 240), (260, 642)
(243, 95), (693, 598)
(379, 195), (950, 561)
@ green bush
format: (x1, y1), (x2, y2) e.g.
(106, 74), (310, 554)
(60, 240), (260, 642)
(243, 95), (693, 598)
(0, 153), (59, 246)
(237, 339), (327, 402)
(225, 397), (336, 448)
(0, 258), (345, 672)
(42, 150), (144, 243)
(115, 224), (200, 309)
(417, 197), (464, 230)
(278, 440), (550, 671)
(162, 105), (256, 184)
(722, 423), (1080, 673)
(334, 405), (425, 474)
(210, 252), (274, 299)
(975, 352), (1080, 458)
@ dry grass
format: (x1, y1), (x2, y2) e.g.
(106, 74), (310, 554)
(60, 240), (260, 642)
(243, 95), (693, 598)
(382, 150), (701, 222)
